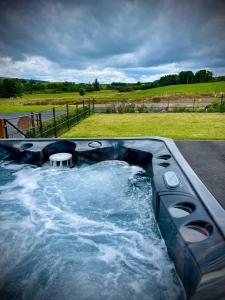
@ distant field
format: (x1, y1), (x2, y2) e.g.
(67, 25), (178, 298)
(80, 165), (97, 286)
(61, 113), (225, 140)
(0, 82), (224, 107)
(0, 105), (55, 113)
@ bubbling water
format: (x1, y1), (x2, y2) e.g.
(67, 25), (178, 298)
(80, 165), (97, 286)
(0, 160), (186, 300)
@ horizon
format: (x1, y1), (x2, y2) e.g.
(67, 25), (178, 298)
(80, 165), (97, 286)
(0, 69), (224, 85)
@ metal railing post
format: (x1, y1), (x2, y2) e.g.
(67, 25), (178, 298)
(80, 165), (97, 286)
(76, 103), (79, 123)
(220, 93), (224, 113)
(82, 101), (85, 119)
(66, 104), (70, 129)
(39, 113), (43, 137)
(52, 107), (57, 137)
(31, 112), (35, 137)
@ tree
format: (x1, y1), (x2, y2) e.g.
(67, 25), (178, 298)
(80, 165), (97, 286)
(93, 78), (100, 91)
(159, 74), (179, 86)
(0, 78), (22, 98)
(178, 71), (194, 84)
(79, 88), (86, 96)
(194, 70), (213, 83)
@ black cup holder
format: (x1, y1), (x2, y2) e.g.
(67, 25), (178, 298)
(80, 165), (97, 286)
(180, 221), (213, 243)
(158, 162), (170, 168)
(169, 202), (195, 218)
(157, 154), (171, 160)
(20, 143), (33, 151)
(88, 141), (102, 148)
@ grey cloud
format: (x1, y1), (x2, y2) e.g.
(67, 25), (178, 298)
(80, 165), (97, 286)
(0, 0), (225, 81)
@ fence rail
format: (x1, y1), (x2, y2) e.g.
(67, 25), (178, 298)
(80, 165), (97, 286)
(94, 94), (225, 113)
(0, 100), (94, 139)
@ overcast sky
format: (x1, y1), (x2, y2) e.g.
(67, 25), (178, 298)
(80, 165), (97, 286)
(0, 0), (225, 83)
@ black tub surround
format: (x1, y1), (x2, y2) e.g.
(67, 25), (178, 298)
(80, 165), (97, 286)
(0, 137), (225, 300)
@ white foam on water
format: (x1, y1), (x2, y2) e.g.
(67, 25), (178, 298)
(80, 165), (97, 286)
(0, 160), (186, 300)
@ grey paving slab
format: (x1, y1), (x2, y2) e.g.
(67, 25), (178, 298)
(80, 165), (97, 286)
(175, 140), (225, 209)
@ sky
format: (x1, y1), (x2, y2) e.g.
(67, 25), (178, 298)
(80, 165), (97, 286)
(0, 0), (225, 83)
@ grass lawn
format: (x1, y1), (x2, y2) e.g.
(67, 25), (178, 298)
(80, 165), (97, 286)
(0, 81), (224, 106)
(61, 113), (225, 140)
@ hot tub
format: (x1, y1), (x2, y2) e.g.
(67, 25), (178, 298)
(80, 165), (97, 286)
(0, 138), (225, 300)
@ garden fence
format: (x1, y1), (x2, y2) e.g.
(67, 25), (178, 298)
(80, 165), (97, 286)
(0, 100), (94, 139)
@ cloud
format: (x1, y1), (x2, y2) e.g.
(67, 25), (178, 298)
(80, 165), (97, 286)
(0, 55), (136, 83)
(0, 0), (225, 82)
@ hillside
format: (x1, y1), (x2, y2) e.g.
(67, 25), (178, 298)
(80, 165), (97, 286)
(0, 81), (224, 107)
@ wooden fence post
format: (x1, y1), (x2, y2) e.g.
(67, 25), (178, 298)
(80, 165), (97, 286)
(167, 100), (170, 112)
(0, 119), (8, 138)
(88, 100), (91, 115)
(193, 98), (196, 112)
(92, 99), (95, 112)
(52, 107), (57, 137)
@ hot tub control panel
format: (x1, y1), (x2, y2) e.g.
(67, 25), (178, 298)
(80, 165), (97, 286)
(163, 171), (180, 188)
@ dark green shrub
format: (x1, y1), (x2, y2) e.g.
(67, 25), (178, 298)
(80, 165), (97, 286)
(105, 107), (112, 113)
(195, 107), (206, 112)
(79, 88), (86, 96)
(205, 100), (220, 112)
(124, 104), (135, 113)
(137, 105), (148, 113)
(118, 105), (125, 113)
(173, 107), (188, 112)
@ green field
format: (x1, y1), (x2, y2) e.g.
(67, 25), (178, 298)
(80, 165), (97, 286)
(0, 105), (55, 113)
(0, 82), (224, 108)
(61, 113), (225, 140)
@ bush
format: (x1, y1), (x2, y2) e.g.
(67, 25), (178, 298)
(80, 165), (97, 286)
(117, 105), (125, 113)
(205, 100), (221, 112)
(137, 104), (148, 113)
(105, 107), (112, 113)
(118, 87), (134, 92)
(194, 106), (206, 113)
(79, 88), (86, 96)
(173, 107), (191, 112)
(124, 104), (135, 113)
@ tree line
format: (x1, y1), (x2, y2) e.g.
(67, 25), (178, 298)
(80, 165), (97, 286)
(110, 70), (225, 92)
(0, 78), (100, 98)
(0, 70), (224, 98)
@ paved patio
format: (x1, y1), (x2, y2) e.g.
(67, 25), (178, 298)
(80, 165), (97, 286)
(176, 140), (225, 209)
